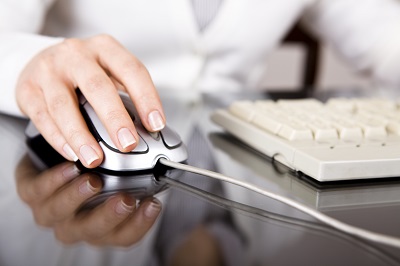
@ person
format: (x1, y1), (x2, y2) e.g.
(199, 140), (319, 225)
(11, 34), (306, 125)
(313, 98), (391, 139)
(1, 0), (400, 249)
(1, 0), (400, 168)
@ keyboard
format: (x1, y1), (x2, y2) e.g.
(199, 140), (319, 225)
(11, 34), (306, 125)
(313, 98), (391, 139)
(211, 98), (400, 182)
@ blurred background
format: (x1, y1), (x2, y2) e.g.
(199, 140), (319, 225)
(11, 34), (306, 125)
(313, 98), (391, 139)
(259, 23), (371, 92)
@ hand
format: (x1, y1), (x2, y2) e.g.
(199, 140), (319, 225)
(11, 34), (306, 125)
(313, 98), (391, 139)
(15, 155), (162, 246)
(16, 35), (165, 168)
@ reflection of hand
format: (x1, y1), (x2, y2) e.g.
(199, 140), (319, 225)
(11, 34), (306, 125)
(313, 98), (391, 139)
(16, 155), (162, 246)
(16, 35), (165, 168)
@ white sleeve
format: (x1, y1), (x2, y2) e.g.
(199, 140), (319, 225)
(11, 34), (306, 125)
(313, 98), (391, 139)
(303, 0), (400, 88)
(0, 0), (63, 117)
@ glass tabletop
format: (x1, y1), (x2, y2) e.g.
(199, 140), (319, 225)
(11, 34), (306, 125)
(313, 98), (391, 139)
(1, 89), (400, 266)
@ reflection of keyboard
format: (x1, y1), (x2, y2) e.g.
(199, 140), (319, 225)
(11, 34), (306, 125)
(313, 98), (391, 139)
(211, 98), (400, 182)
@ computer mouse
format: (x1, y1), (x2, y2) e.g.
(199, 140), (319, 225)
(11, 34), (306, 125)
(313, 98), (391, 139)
(25, 92), (188, 172)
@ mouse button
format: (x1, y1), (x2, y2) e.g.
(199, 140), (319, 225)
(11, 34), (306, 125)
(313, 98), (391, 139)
(97, 131), (148, 153)
(130, 125), (151, 153)
(96, 134), (148, 153)
(25, 121), (40, 138)
(78, 93), (87, 105)
(120, 95), (138, 122)
(149, 131), (160, 140)
(125, 106), (137, 123)
(131, 134), (148, 153)
(82, 102), (110, 143)
(160, 126), (182, 148)
(83, 101), (148, 153)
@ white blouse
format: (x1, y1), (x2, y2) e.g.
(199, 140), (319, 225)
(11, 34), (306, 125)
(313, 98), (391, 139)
(1, 0), (400, 117)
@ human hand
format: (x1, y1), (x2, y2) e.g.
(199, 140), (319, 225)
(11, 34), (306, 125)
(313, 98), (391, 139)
(16, 35), (165, 168)
(15, 155), (162, 246)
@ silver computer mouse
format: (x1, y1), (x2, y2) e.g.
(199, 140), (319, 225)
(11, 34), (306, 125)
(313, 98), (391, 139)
(26, 92), (188, 172)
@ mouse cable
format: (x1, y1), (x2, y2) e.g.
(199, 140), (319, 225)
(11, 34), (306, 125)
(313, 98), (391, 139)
(158, 175), (400, 265)
(159, 158), (400, 249)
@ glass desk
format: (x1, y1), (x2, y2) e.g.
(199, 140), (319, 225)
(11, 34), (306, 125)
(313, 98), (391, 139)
(1, 90), (400, 266)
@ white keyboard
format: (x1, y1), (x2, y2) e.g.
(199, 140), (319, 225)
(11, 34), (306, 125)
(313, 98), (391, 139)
(211, 98), (400, 182)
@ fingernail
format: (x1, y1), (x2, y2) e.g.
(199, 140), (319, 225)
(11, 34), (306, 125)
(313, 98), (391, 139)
(117, 128), (136, 149)
(148, 110), (165, 131)
(62, 164), (80, 181)
(115, 198), (135, 215)
(79, 179), (97, 195)
(63, 143), (78, 161)
(79, 145), (99, 165)
(144, 199), (161, 219)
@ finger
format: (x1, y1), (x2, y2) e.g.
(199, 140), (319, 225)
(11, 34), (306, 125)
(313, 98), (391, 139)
(17, 83), (78, 162)
(69, 58), (139, 153)
(16, 156), (80, 204)
(102, 198), (162, 247)
(91, 35), (166, 132)
(40, 77), (103, 168)
(109, 76), (126, 92)
(35, 173), (102, 227)
(54, 194), (136, 244)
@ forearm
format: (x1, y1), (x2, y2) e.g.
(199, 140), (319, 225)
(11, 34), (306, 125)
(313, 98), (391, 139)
(303, 0), (400, 88)
(0, 0), (60, 117)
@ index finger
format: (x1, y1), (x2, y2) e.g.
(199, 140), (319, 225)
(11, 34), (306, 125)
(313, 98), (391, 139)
(90, 35), (166, 132)
(15, 156), (80, 204)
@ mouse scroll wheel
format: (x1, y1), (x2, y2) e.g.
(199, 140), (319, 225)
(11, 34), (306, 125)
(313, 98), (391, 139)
(149, 131), (160, 140)
(160, 127), (182, 148)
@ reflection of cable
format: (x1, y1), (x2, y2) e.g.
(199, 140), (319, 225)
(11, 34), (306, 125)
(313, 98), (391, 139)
(159, 158), (400, 249)
(160, 176), (399, 265)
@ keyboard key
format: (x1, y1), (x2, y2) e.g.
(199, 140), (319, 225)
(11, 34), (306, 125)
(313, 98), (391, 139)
(252, 111), (283, 134)
(277, 119), (314, 141)
(229, 101), (256, 122)
(330, 119), (363, 142)
(386, 119), (400, 135)
(305, 119), (339, 141)
(353, 115), (387, 140)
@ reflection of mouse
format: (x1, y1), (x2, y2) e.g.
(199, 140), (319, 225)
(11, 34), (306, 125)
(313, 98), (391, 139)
(81, 165), (185, 211)
(25, 92), (188, 172)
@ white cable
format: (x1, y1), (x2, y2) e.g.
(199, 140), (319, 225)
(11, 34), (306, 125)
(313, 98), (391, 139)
(159, 158), (400, 249)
